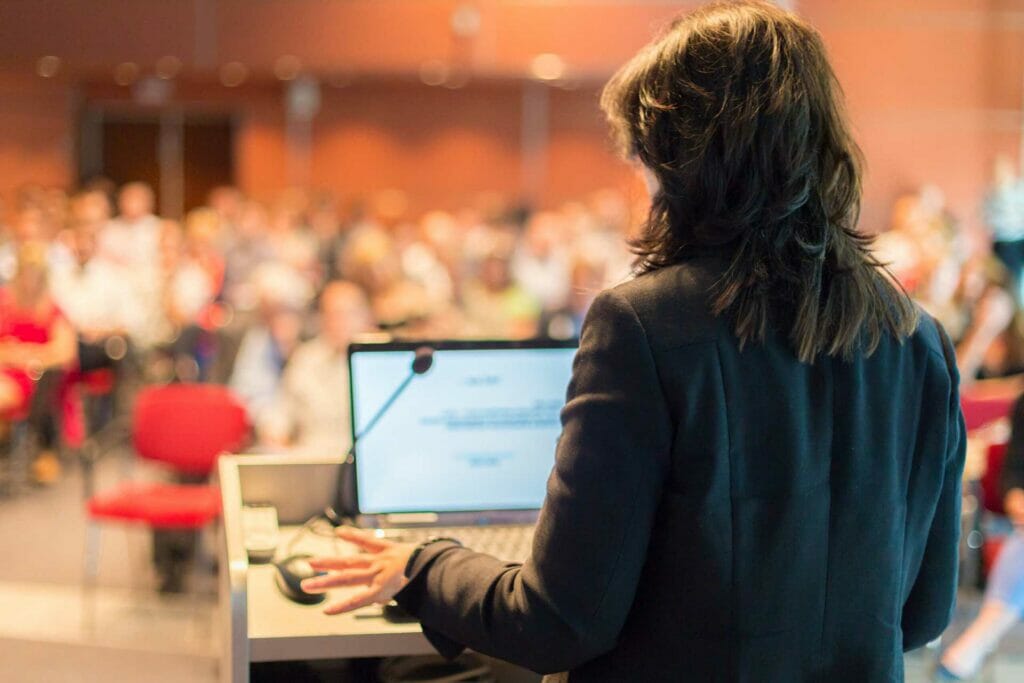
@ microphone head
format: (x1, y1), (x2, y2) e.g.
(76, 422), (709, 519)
(412, 346), (434, 375)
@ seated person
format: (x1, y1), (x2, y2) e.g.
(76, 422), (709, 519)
(260, 281), (374, 456)
(0, 242), (78, 483)
(51, 192), (133, 373)
(228, 296), (305, 431)
(462, 245), (540, 339)
(939, 393), (1024, 679)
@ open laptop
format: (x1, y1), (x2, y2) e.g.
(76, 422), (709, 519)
(343, 339), (578, 562)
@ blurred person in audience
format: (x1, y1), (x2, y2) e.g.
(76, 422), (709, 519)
(307, 191), (347, 286)
(39, 186), (71, 243)
(462, 241), (540, 339)
(399, 212), (456, 310)
(163, 210), (223, 379)
(539, 254), (607, 340)
(342, 228), (435, 331)
(50, 192), (133, 373)
(985, 155), (1024, 298)
(951, 257), (1020, 382)
(129, 220), (213, 378)
(419, 210), (465, 294)
(222, 200), (275, 315)
(267, 190), (319, 286)
(206, 185), (245, 242)
(939, 392), (1024, 680)
(81, 177), (118, 213)
(124, 220), (180, 352)
(512, 211), (571, 313)
(880, 188), (961, 299)
(0, 205), (74, 283)
(0, 242), (78, 484)
(260, 281), (374, 456)
(583, 189), (635, 284)
(98, 182), (161, 270)
(229, 264), (311, 428)
(182, 207), (226, 306)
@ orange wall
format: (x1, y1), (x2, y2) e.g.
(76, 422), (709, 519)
(310, 83), (524, 213)
(0, 0), (1021, 228)
(806, 0), (1024, 232)
(0, 73), (72, 206)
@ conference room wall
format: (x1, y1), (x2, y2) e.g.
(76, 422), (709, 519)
(0, 0), (1021, 228)
(0, 72), (73, 202)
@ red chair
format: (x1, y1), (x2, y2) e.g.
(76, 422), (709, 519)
(961, 393), (1016, 432)
(84, 383), (249, 588)
(979, 442), (1010, 577)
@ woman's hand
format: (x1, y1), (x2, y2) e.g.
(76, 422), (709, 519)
(302, 526), (417, 615)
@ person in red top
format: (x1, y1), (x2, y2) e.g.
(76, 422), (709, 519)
(0, 241), (78, 483)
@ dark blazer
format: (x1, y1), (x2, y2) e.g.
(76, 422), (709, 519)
(395, 254), (966, 682)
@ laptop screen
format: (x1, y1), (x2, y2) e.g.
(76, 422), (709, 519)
(349, 341), (577, 515)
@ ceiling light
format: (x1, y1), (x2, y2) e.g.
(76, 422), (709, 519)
(36, 56), (60, 78)
(155, 56), (182, 80)
(114, 62), (140, 86)
(419, 60), (449, 87)
(530, 53), (565, 81)
(274, 55), (302, 81)
(220, 61), (248, 87)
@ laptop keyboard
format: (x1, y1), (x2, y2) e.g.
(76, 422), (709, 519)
(378, 525), (534, 563)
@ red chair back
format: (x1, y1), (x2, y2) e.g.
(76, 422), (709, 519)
(960, 394), (1015, 431)
(132, 384), (249, 477)
(981, 442), (1009, 515)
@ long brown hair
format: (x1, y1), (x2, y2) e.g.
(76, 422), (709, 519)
(601, 0), (917, 362)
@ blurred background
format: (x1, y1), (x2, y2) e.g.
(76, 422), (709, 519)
(0, 1), (1023, 681)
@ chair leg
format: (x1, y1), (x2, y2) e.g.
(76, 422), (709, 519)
(9, 421), (31, 495)
(83, 521), (102, 586)
(81, 521), (101, 633)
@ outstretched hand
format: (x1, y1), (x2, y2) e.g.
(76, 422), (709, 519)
(302, 527), (417, 615)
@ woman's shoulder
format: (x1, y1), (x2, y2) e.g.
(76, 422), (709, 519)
(599, 261), (726, 350)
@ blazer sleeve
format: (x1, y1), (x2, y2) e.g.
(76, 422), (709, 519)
(901, 325), (967, 651)
(393, 288), (673, 674)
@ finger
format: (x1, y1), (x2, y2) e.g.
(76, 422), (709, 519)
(323, 587), (383, 615)
(301, 567), (378, 593)
(335, 526), (391, 552)
(307, 555), (373, 571)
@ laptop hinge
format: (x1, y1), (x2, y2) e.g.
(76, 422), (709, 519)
(383, 513), (440, 526)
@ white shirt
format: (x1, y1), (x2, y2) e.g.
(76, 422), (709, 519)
(50, 258), (130, 333)
(266, 337), (351, 457)
(512, 247), (571, 312)
(98, 215), (161, 270)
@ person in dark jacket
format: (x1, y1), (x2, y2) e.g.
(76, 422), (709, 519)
(301, 2), (966, 680)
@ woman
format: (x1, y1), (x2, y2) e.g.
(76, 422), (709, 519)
(0, 241), (78, 483)
(303, 2), (964, 679)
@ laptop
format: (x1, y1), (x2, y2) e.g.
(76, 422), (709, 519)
(342, 339), (578, 562)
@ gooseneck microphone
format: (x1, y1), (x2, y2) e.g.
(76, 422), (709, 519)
(324, 345), (434, 525)
(343, 345), (433, 464)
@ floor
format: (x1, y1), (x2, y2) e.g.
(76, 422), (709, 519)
(0, 451), (1022, 682)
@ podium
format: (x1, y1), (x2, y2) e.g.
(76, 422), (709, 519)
(218, 454), (434, 683)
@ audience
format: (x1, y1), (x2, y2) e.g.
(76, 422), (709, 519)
(1, 179), (643, 467)
(3, 171), (1022, 444)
